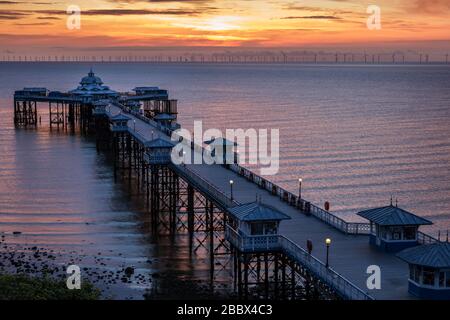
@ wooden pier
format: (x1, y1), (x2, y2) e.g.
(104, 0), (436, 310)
(13, 71), (442, 300)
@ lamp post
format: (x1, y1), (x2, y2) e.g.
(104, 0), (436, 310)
(133, 119), (136, 131)
(298, 178), (302, 199)
(230, 180), (234, 201)
(325, 238), (331, 268)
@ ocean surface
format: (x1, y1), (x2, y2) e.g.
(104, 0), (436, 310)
(0, 62), (449, 297)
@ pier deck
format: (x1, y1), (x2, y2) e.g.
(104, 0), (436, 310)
(106, 102), (414, 300)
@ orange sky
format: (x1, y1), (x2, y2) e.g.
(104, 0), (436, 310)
(0, 0), (449, 55)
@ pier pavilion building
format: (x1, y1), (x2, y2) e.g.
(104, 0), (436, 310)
(69, 69), (119, 100)
(397, 242), (450, 299)
(358, 205), (432, 253)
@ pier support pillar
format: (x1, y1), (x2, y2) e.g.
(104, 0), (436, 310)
(187, 185), (195, 253)
(49, 101), (65, 129)
(14, 100), (37, 127)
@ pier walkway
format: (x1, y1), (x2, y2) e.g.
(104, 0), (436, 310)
(105, 101), (421, 300)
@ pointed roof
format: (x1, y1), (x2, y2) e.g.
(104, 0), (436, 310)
(144, 138), (175, 149)
(397, 242), (450, 268)
(228, 202), (291, 222)
(204, 137), (237, 146)
(357, 205), (432, 226)
(111, 113), (131, 121)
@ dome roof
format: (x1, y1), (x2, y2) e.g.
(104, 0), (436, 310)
(80, 69), (103, 85)
(69, 69), (118, 98)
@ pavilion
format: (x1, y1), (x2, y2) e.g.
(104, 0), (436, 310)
(358, 205), (432, 252)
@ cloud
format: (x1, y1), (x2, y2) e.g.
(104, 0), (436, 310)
(14, 22), (52, 25)
(0, 1), (59, 3)
(0, 10), (29, 20)
(33, 8), (209, 16)
(0, 15), (21, 19)
(37, 16), (60, 20)
(281, 15), (341, 20)
(412, 0), (450, 13)
(105, 0), (212, 2)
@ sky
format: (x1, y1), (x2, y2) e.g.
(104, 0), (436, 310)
(0, 0), (449, 56)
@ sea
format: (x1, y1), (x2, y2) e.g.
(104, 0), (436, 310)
(0, 62), (449, 298)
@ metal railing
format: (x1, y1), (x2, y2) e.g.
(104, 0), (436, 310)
(278, 236), (373, 300)
(228, 164), (371, 235)
(417, 231), (439, 244)
(170, 164), (240, 209)
(225, 226), (281, 252)
(225, 225), (373, 300)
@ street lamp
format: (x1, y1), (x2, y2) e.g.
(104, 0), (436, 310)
(133, 119), (136, 131)
(325, 238), (331, 268)
(229, 180), (234, 201)
(298, 178), (302, 199)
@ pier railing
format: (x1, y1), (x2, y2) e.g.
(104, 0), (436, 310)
(417, 231), (439, 244)
(170, 164), (240, 209)
(225, 226), (373, 300)
(225, 226), (281, 252)
(228, 164), (371, 235)
(277, 236), (373, 300)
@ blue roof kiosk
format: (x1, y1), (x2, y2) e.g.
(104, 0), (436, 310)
(110, 113), (131, 132)
(397, 242), (450, 300)
(143, 138), (176, 165)
(226, 202), (291, 252)
(358, 205), (432, 253)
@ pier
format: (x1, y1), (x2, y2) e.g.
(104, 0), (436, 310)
(13, 70), (443, 300)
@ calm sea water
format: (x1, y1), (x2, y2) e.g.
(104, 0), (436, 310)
(0, 62), (449, 296)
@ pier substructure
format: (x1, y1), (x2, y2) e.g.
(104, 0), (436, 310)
(112, 131), (135, 182)
(145, 165), (232, 279)
(233, 250), (341, 300)
(79, 103), (93, 134)
(48, 101), (65, 129)
(109, 129), (231, 280)
(94, 115), (111, 152)
(148, 165), (179, 235)
(14, 100), (37, 127)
